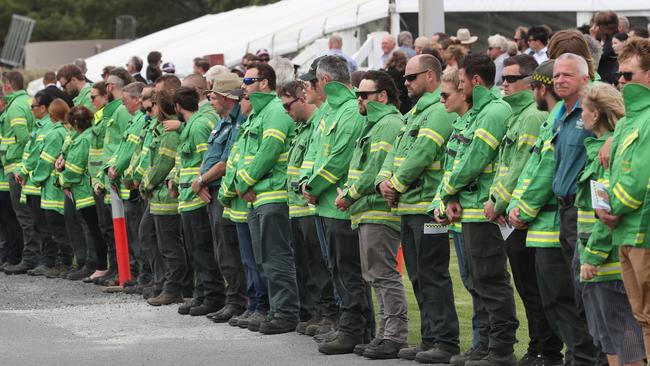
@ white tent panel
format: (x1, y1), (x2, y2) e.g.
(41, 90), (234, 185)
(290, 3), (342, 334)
(396, 0), (650, 12)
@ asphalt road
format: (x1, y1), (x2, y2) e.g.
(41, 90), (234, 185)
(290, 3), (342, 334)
(0, 274), (400, 366)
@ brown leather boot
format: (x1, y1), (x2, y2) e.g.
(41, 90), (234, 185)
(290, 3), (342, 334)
(147, 292), (183, 306)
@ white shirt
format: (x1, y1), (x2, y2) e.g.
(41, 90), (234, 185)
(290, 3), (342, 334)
(531, 47), (548, 65)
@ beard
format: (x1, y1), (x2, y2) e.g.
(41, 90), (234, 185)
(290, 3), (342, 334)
(536, 98), (548, 112)
(68, 88), (80, 99)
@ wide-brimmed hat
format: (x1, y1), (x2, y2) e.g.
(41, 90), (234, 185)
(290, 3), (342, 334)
(454, 28), (478, 44)
(208, 73), (243, 100)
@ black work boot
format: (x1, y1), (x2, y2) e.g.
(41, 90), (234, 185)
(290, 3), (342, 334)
(398, 343), (432, 360)
(415, 345), (458, 364)
(466, 351), (517, 366)
(4, 261), (35, 275)
(229, 309), (251, 327)
(259, 318), (299, 335)
(247, 312), (269, 332)
(296, 316), (321, 335)
(189, 302), (222, 316)
(305, 318), (335, 336)
(314, 329), (338, 344)
(517, 351), (540, 366)
(208, 304), (246, 323)
(66, 266), (94, 281)
(363, 339), (408, 359)
(354, 337), (382, 356)
(142, 286), (162, 300)
(178, 298), (202, 315)
(451, 345), (489, 366)
(27, 264), (50, 276)
(318, 333), (362, 355)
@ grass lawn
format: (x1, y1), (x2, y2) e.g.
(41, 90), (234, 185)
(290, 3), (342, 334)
(396, 241), (530, 358)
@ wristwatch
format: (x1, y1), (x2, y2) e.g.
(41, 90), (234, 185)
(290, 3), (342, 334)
(197, 175), (204, 186)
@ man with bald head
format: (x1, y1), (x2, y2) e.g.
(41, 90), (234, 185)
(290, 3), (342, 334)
(183, 73), (219, 129)
(376, 54), (460, 363)
(323, 34), (357, 73)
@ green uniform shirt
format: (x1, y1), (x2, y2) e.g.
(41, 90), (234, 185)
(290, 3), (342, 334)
(199, 100), (219, 130)
(177, 111), (212, 212)
(31, 123), (67, 214)
(142, 121), (180, 215)
(110, 110), (147, 177)
(73, 84), (94, 110)
(98, 100), (131, 199)
(345, 101), (404, 230)
(607, 83), (650, 248)
(507, 102), (564, 248)
(220, 120), (249, 223)
(439, 86), (512, 222)
(375, 88), (455, 216)
(287, 108), (320, 218)
(0, 111), (7, 191)
(60, 128), (95, 209)
(18, 115), (53, 197)
(491, 90), (547, 214)
(300, 82), (364, 220)
(233, 92), (294, 208)
(576, 131), (620, 282)
(0, 90), (34, 176)
(88, 107), (106, 184)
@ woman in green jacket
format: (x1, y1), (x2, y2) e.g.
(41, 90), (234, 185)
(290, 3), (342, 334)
(57, 106), (110, 281)
(578, 83), (645, 366)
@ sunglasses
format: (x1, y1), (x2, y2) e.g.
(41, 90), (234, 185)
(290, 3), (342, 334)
(502, 74), (529, 83)
(356, 90), (382, 100)
(242, 77), (266, 85)
(60, 79), (71, 90)
(404, 70), (428, 82)
(616, 71), (634, 82)
(440, 92), (450, 100)
(283, 97), (299, 111)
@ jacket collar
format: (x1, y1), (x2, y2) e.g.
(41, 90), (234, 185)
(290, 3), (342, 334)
(4, 89), (27, 105)
(35, 114), (51, 129)
(412, 88), (441, 115)
(502, 89), (534, 116)
(622, 83), (650, 118)
(584, 130), (612, 160)
(471, 85), (500, 112)
(324, 81), (355, 108)
(366, 101), (400, 124)
(103, 98), (123, 118)
(249, 91), (277, 115)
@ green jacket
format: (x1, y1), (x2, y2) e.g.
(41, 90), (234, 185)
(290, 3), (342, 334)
(73, 84), (94, 110)
(429, 112), (471, 233)
(18, 115), (53, 197)
(59, 128), (95, 209)
(177, 111), (212, 212)
(142, 121), (180, 215)
(576, 131), (620, 282)
(131, 116), (158, 183)
(491, 90), (547, 214)
(439, 86), (512, 222)
(0, 111), (7, 191)
(507, 102), (564, 248)
(199, 100), (219, 130)
(0, 90), (34, 175)
(31, 123), (67, 214)
(220, 122), (249, 223)
(88, 107), (105, 183)
(608, 83), (650, 248)
(110, 110), (147, 177)
(300, 82), (364, 220)
(345, 101), (403, 230)
(233, 92), (294, 208)
(287, 108), (320, 218)
(97, 99), (131, 199)
(377, 88), (455, 216)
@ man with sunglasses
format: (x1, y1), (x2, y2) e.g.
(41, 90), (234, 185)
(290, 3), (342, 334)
(279, 80), (337, 337)
(298, 55), (369, 354)
(484, 55), (563, 366)
(333, 70), (405, 359)
(193, 73), (248, 322)
(1, 70), (38, 274)
(438, 54), (518, 366)
(56, 64), (94, 110)
(233, 62), (299, 334)
(594, 37), (650, 358)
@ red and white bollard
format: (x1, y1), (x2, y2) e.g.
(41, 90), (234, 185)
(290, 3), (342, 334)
(110, 187), (132, 286)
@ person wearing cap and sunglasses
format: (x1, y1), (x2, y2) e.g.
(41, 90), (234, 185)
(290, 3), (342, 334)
(193, 73), (249, 323)
(484, 54), (564, 366)
(334, 70), (406, 359)
(1, 70), (38, 275)
(437, 54), (518, 366)
(374, 54), (459, 363)
(298, 55), (370, 354)
(231, 61), (299, 334)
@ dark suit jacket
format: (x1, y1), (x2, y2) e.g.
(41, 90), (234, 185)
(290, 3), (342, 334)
(132, 73), (147, 84)
(42, 84), (74, 107)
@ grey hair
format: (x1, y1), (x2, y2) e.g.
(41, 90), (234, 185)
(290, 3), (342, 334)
(73, 58), (87, 74)
(129, 56), (143, 71)
(268, 57), (296, 91)
(488, 34), (508, 52)
(583, 35), (603, 68)
(557, 53), (589, 77)
(316, 55), (350, 84)
(329, 34), (343, 48)
(398, 31), (413, 47)
(122, 81), (146, 98)
(618, 16), (630, 33)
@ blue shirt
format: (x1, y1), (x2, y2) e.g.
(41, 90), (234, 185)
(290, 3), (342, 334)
(201, 103), (244, 188)
(552, 100), (594, 196)
(323, 48), (358, 73)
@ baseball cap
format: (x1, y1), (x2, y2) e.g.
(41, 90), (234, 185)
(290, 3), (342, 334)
(162, 62), (175, 74)
(299, 56), (324, 82)
(524, 59), (555, 85)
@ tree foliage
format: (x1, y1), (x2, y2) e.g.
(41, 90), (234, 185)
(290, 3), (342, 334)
(0, 0), (279, 47)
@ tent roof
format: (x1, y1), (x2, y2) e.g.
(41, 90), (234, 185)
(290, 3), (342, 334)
(397, 0), (650, 12)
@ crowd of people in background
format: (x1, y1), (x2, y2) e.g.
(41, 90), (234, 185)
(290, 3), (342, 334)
(1, 9), (650, 366)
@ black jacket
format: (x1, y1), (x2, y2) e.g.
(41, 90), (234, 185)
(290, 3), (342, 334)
(42, 84), (74, 107)
(132, 73), (147, 84)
